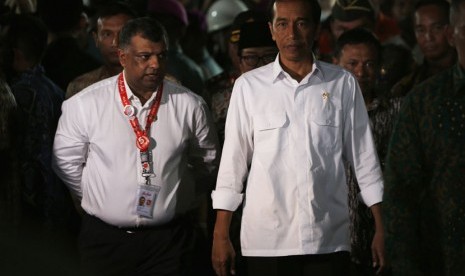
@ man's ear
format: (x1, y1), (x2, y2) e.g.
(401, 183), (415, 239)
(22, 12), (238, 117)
(314, 23), (321, 42)
(118, 49), (126, 67)
(332, 56), (339, 65)
(446, 25), (455, 48)
(92, 30), (98, 46)
(268, 22), (276, 41)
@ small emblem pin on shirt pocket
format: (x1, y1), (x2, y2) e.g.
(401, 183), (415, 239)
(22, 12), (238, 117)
(322, 91), (330, 101)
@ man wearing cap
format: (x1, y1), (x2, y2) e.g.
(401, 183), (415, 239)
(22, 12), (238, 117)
(210, 11), (275, 144)
(317, 0), (377, 62)
(205, 0), (249, 77)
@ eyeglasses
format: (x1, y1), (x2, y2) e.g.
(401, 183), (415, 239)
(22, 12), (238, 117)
(240, 53), (277, 67)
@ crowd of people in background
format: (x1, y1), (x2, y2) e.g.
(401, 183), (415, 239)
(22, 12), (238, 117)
(0, 0), (464, 275)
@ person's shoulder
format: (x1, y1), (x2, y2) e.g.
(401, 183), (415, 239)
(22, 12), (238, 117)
(317, 60), (348, 75)
(410, 66), (453, 95)
(391, 73), (414, 98)
(70, 67), (103, 86)
(399, 66), (454, 110)
(316, 60), (355, 82)
(66, 74), (118, 104)
(163, 78), (206, 105)
(12, 68), (64, 105)
(238, 62), (274, 82)
(66, 67), (103, 98)
(164, 77), (192, 93)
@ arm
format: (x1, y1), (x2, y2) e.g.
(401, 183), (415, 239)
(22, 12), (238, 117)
(188, 98), (221, 235)
(188, 98), (220, 185)
(212, 210), (235, 276)
(370, 203), (385, 274)
(211, 77), (251, 275)
(343, 76), (385, 271)
(52, 98), (89, 203)
(343, 76), (384, 206)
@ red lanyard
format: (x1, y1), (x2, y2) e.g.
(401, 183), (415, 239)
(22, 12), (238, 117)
(117, 72), (163, 152)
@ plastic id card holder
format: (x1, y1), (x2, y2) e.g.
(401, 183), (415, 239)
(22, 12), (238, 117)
(136, 184), (161, 218)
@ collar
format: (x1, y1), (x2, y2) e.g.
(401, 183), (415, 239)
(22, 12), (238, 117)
(13, 64), (44, 83)
(272, 53), (325, 84)
(122, 70), (165, 106)
(22, 64), (45, 76)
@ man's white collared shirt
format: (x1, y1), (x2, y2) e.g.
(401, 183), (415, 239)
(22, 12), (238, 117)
(53, 73), (219, 227)
(212, 58), (383, 256)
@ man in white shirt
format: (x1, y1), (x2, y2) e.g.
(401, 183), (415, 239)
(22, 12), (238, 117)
(53, 17), (219, 275)
(211, 1), (385, 275)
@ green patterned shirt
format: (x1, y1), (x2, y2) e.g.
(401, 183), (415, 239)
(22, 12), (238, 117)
(384, 63), (465, 275)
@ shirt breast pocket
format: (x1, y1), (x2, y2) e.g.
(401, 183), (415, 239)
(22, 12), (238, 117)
(310, 109), (341, 149)
(253, 112), (289, 152)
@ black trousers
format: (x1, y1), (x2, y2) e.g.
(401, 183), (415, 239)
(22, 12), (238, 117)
(78, 214), (196, 276)
(245, 252), (351, 276)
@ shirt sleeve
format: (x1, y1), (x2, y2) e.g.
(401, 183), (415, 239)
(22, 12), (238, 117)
(188, 97), (220, 188)
(342, 75), (384, 207)
(52, 97), (89, 199)
(211, 77), (251, 211)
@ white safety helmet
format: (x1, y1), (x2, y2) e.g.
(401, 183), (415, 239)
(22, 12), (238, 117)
(206, 0), (249, 33)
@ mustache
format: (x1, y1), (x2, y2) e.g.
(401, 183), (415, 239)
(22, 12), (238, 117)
(144, 71), (163, 76)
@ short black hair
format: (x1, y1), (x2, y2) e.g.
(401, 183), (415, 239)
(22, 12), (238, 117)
(268, 0), (321, 26)
(414, 0), (450, 22)
(96, 1), (139, 21)
(118, 17), (168, 49)
(5, 14), (48, 64)
(334, 27), (381, 62)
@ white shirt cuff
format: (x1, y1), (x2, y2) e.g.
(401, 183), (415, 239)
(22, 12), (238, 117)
(211, 189), (244, 211)
(359, 184), (383, 207)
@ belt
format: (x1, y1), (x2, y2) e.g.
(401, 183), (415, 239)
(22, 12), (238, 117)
(84, 213), (192, 234)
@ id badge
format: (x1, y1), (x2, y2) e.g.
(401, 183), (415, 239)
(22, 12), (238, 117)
(136, 184), (161, 218)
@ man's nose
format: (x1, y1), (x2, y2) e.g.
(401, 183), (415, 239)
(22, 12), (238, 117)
(112, 32), (119, 47)
(148, 56), (160, 69)
(287, 23), (298, 38)
(355, 64), (366, 77)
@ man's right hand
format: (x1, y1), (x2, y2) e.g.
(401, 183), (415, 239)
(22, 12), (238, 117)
(212, 236), (236, 276)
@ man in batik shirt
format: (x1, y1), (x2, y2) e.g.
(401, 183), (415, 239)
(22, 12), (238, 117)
(384, 0), (465, 274)
(334, 27), (402, 275)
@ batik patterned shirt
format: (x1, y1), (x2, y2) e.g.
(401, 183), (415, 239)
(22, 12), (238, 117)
(346, 96), (402, 267)
(384, 63), (465, 275)
(11, 65), (69, 226)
